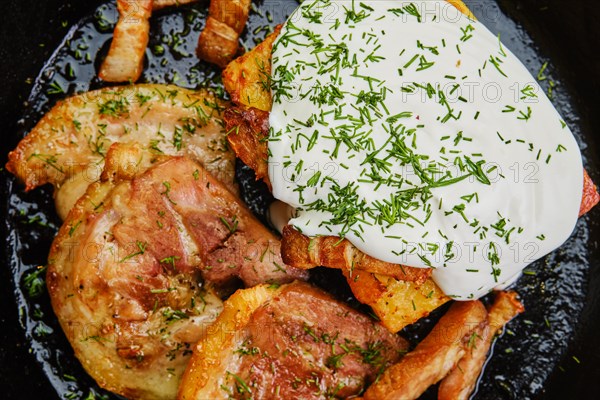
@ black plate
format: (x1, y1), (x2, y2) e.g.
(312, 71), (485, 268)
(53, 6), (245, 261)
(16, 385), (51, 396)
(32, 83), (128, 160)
(1, 1), (599, 399)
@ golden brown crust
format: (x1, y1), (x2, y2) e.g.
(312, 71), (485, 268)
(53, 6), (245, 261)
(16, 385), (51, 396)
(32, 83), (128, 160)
(363, 301), (488, 400)
(178, 284), (280, 400)
(281, 225), (431, 283)
(223, 105), (271, 189)
(98, 0), (152, 82)
(280, 225), (450, 333)
(438, 291), (524, 400)
(222, 25), (282, 111)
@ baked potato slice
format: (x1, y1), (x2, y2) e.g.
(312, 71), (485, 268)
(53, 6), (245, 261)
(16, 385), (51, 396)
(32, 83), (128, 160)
(6, 84), (237, 219)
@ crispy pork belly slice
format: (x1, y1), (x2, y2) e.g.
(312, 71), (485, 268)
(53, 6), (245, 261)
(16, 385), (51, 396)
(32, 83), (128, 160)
(208, 0), (251, 35)
(281, 225), (431, 284)
(363, 301), (488, 400)
(153, 0), (199, 10)
(104, 156), (307, 287)
(47, 157), (306, 399)
(6, 84), (236, 219)
(196, 0), (252, 68)
(438, 291), (524, 400)
(98, 0), (152, 82)
(99, 0), (202, 81)
(223, 105), (271, 189)
(178, 281), (407, 400)
(196, 17), (240, 68)
(47, 170), (223, 400)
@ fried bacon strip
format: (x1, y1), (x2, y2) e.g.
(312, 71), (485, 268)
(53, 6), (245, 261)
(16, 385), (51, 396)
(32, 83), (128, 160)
(99, 0), (203, 82)
(197, 17), (240, 68)
(153, 0), (198, 10)
(207, 0), (251, 34)
(363, 301), (488, 400)
(438, 291), (524, 400)
(99, 0), (152, 82)
(281, 225), (431, 284)
(197, 0), (251, 67)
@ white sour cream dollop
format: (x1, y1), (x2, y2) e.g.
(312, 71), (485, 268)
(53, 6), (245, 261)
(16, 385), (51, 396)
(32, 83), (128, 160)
(268, 0), (583, 299)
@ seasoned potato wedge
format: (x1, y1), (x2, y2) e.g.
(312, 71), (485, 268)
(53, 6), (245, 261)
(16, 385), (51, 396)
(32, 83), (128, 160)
(222, 25), (281, 111)
(345, 272), (450, 333)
